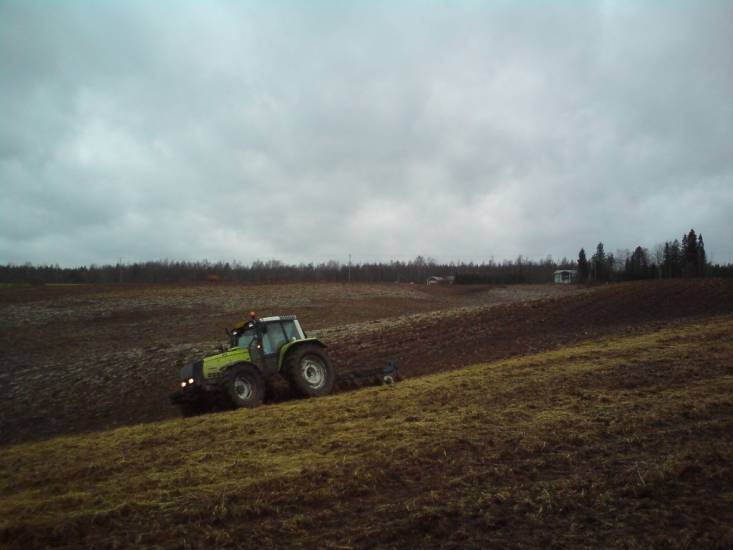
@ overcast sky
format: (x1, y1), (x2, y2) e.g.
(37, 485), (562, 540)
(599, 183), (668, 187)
(1, 1), (731, 267)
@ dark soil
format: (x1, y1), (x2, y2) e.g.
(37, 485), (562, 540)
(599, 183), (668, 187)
(332, 278), (733, 382)
(1, 279), (731, 447)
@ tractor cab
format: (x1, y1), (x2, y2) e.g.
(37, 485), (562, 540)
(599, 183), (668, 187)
(259, 316), (306, 352)
(228, 315), (308, 376)
(230, 316), (305, 351)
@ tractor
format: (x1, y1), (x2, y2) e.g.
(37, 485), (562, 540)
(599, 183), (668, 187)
(170, 313), (334, 416)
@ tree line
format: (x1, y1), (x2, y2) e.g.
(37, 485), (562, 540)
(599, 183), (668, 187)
(576, 228), (726, 283)
(1, 256), (576, 285)
(3, 229), (729, 285)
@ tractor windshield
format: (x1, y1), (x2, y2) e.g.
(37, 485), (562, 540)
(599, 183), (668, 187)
(236, 327), (256, 350)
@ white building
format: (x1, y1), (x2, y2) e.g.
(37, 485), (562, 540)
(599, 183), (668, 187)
(553, 269), (577, 284)
(426, 276), (455, 285)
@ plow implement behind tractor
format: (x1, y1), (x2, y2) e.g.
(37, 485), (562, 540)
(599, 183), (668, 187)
(337, 360), (402, 389)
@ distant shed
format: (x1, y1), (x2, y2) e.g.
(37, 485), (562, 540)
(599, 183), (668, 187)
(426, 276), (455, 285)
(553, 270), (577, 284)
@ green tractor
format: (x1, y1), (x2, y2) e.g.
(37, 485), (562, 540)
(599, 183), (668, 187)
(170, 313), (334, 416)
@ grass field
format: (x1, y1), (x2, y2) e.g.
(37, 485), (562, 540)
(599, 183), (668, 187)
(1, 314), (731, 548)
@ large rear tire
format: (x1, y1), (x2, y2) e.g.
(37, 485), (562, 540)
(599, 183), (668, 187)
(225, 365), (265, 408)
(285, 345), (335, 398)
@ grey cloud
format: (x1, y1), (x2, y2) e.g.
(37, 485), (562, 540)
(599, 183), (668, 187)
(1, 0), (732, 266)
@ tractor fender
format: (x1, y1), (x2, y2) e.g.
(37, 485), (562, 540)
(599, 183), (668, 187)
(278, 338), (327, 370)
(202, 347), (253, 380)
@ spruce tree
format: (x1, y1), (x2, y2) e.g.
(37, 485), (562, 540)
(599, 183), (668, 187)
(606, 253), (615, 282)
(591, 242), (606, 282)
(683, 229), (698, 277)
(669, 239), (682, 277)
(577, 248), (589, 282)
(697, 233), (707, 276)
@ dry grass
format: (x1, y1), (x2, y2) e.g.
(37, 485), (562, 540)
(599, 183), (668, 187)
(1, 315), (732, 548)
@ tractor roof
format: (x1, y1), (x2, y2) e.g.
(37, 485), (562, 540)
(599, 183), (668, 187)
(232, 315), (298, 331)
(259, 315), (297, 323)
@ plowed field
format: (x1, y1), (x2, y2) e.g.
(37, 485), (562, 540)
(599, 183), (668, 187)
(330, 278), (733, 382)
(1, 279), (731, 446)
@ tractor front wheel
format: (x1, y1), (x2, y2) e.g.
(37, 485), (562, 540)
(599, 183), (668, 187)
(285, 345), (335, 398)
(225, 365), (265, 408)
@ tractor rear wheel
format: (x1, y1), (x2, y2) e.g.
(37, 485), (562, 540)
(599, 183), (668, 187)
(285, 345), (335, 398)
(225, 365), (265, 408)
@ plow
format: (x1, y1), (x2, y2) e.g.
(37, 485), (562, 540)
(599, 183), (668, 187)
(337, 360), (402, 389)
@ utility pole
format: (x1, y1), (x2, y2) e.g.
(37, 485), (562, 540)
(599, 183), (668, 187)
(348, 253), (351, 283)
(118, 257), (123, 284)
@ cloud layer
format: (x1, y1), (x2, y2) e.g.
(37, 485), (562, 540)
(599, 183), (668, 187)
(2, 1), (732, 266)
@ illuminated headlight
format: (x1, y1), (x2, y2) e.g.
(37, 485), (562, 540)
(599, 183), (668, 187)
(188, 378), (194, 384)
(180, 381), (187, 388)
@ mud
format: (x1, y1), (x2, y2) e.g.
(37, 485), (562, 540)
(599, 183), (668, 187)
(1, 279), (730, 446)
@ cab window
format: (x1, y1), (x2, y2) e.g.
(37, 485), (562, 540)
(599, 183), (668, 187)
(236, 328), (256, 349)
(282, 320), (301, 342)
(262, 322), (288, 355)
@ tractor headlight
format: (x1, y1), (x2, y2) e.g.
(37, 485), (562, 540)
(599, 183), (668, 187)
(188, 378), (194, 385)
(180, 381), (187, 388)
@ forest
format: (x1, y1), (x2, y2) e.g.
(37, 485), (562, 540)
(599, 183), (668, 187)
(1, 229), (730, 285)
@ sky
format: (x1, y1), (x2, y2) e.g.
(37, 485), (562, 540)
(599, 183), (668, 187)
(1, 0), (732, 267)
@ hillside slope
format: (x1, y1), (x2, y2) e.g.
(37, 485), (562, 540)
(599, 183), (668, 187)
(1, 279), (731, 447)
(1, 315), (732, 548)
(0, 283), (576, 446)
(330, 278), (733, 380)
